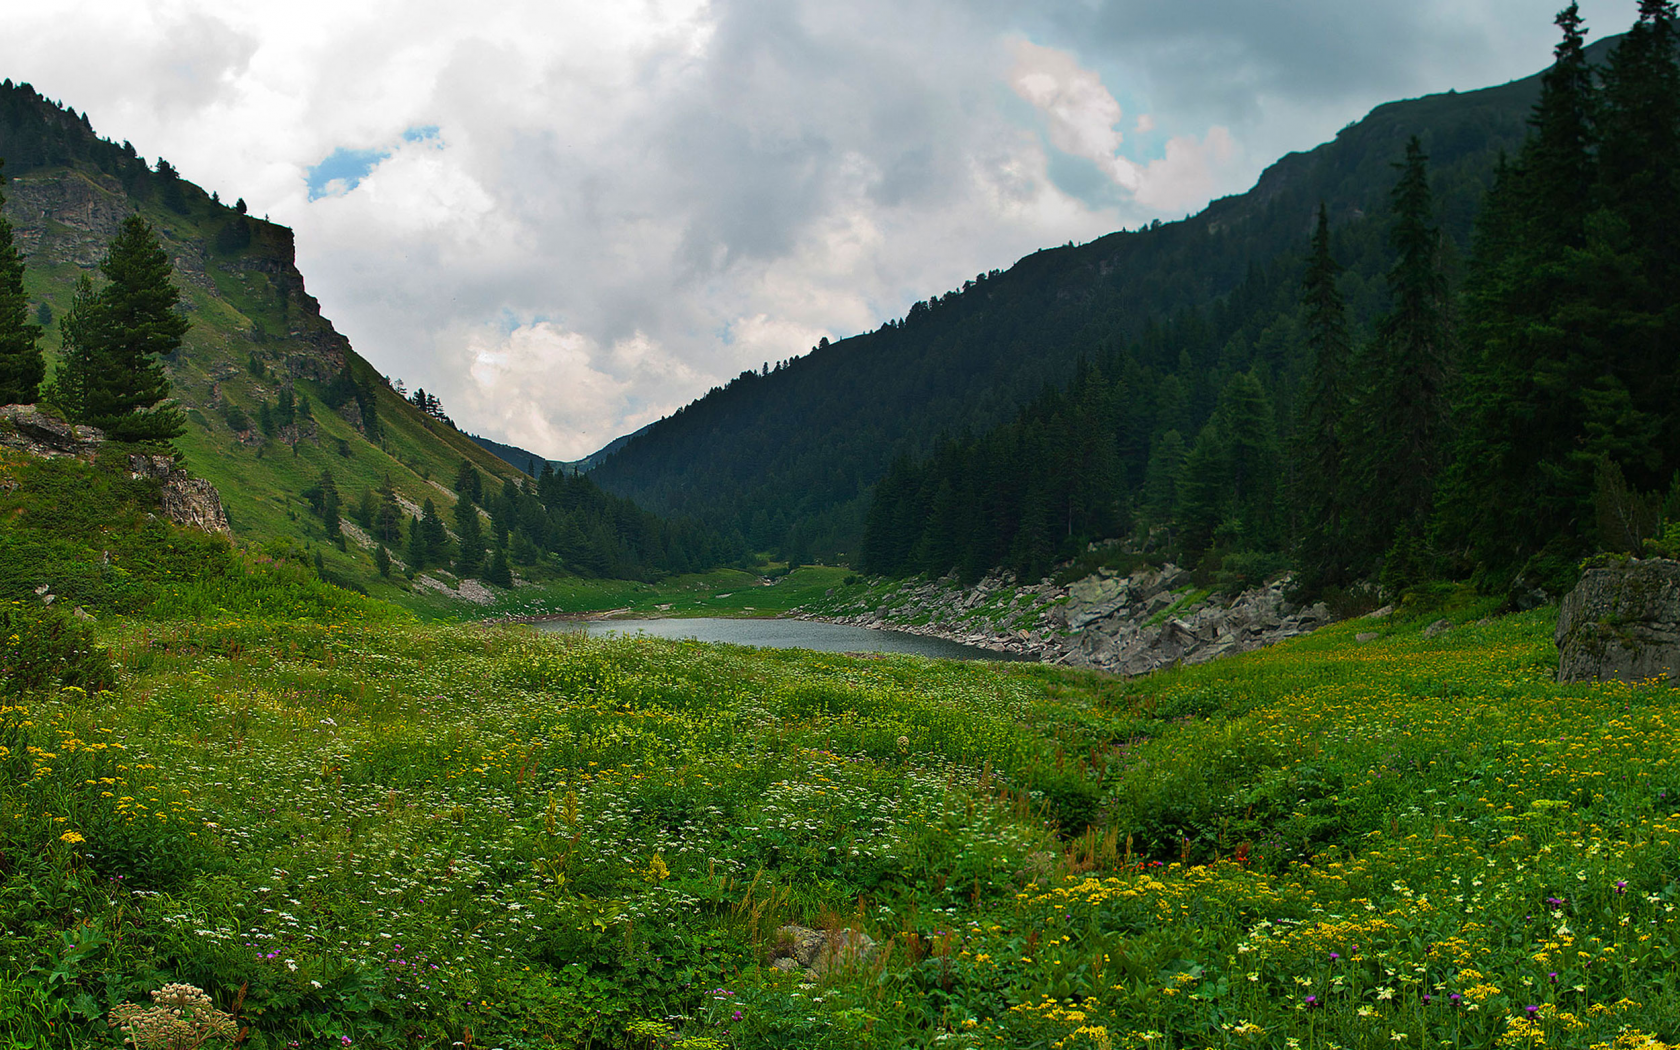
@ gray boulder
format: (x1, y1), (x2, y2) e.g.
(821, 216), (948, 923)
(1556, 558), (1680, 684)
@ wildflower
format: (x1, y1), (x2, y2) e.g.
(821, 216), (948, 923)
(60, 831), (85, 844)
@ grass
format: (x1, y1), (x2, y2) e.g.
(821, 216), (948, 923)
(7, 455), (1680, 1049)
(411, 566), (858, 623)
(6, 540), (1680, 1048)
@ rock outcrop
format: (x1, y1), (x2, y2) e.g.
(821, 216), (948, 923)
(769, 925), (877, 978)
(0, 404), (104, 458)
(1556, 557), (1680, 684)
(1053, 567), (1333, 676)
(796, 561), (1336, 674)
(127, 454), (233, 537)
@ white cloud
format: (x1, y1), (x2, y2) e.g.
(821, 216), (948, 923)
(1008, 39), (1241, 212)
(0, 0), (1637, 457)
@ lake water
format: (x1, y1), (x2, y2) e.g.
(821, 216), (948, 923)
(536, 616), (1022, 661)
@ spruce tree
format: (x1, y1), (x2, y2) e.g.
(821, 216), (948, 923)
(0, 159), (44, 405)
(453, 497), (483, 577)
(375, 543), (392, 578)
(1595, 0), (1680, 484)
(44, 275), (99, 418)
(1355, 138), (1453, 566)
(486, 544), (512, 587)
(420, 498), (449, 566)
(405, 513), (427, 571)
(1292, 204), (1357, 588)
(83, 215), (188, 442)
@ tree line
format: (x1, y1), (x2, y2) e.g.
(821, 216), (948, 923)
(865, 3), (1680, 600)
(302, 456), (746, 586)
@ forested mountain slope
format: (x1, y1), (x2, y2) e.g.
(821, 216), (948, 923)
(590, 38), (1619, 565)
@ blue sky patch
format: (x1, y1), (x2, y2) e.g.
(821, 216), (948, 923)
(305, 146), (392, 200)
(402, 125), (440, 143)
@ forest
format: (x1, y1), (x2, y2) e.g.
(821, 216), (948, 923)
(861, 3), (1680, 601)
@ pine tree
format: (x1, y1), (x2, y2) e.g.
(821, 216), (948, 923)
(375, 543), (392, 578)
(453, 497), (483, 577)
(83, 216), (188, 442)
(1292, 204), (1357, 588)
(405, 513), (427, 571)
(0, 160), (44, 405)
(486, 544), (512, 587)
(44, 275), (99, 418)
(1355, 138), (1454, 565)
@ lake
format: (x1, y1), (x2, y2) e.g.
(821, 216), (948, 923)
(535, 616), (1023, 661)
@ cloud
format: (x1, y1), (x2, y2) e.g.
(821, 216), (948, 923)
(0, 0), (1638, 458)
(1008, 40), (1240, 212)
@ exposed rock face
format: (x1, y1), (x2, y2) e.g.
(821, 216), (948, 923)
(796, 561), (1335, 674)
(0, 404), (104, 458)
(127, 454), (233, 537)
(1055, 568), (1332, 676)
(1556, 558), (1680, 684)
(769, 926), (877, 978)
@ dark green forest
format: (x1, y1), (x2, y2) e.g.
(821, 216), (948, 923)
(589, 29), (1597, 566)
(862, 3), (1680, 600)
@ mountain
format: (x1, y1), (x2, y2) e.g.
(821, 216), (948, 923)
(467, 432), (549, 476)
(589, 38), (1620, 565)
(0, 79), (729, 595)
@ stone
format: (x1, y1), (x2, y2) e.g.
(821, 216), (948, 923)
(772, 925), (877, 977)
(0, 404), (104, 458)
(1422, 619), (1451, 639)
(1556, 558), (1680, 685)
(129, 455), (232, 537)
(1356, 632), (1379, 643)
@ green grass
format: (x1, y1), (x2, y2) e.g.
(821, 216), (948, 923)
(8, 453), (1680, 1048)
(8, 538), (1680, 1048)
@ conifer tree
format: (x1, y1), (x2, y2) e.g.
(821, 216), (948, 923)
(1292, 204), (1357, 588)
(405, 513), (427, 571)
(375, 543), (391, 578)
(420, 499), (449, 566)
(82, 216), (188, 442)
(0, 159), (44, 405)
(453, 497), (484, 577)
(486, 544), (512, 587)
(1355, 138), (1454, 567)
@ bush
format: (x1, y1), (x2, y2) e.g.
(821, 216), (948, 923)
(0, 603), (114, 696)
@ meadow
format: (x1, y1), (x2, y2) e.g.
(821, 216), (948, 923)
(4, 451), (1680, 1048)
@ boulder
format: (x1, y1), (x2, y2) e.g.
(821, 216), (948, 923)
(1556, 558), (1680, 684)
(0, 404), (103, 458)
(772, 925), (877, 977)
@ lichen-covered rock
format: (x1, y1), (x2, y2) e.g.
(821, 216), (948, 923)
(128, 454), (232, 537)
(1556, 557), (1680, 684)
(772, 925), (877, 977)
(0, 404), (103, 458)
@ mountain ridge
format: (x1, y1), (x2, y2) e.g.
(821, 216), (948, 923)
(588, 37), (1621, 564)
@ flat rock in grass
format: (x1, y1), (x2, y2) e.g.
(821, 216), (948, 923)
(1356, 632), (1379, 643)
(1422, 618), (1451, 639)
(772, 925), (877, 977)
(1556, 557), (1680, 684)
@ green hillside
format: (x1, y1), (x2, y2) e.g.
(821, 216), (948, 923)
(0, 80), (733, 605)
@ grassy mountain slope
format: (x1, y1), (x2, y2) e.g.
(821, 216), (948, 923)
(0, 80), (531, 601)
(590, 39), (1617, 564)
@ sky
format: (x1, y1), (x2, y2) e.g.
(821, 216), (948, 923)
(0, 0), (1641, 459)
